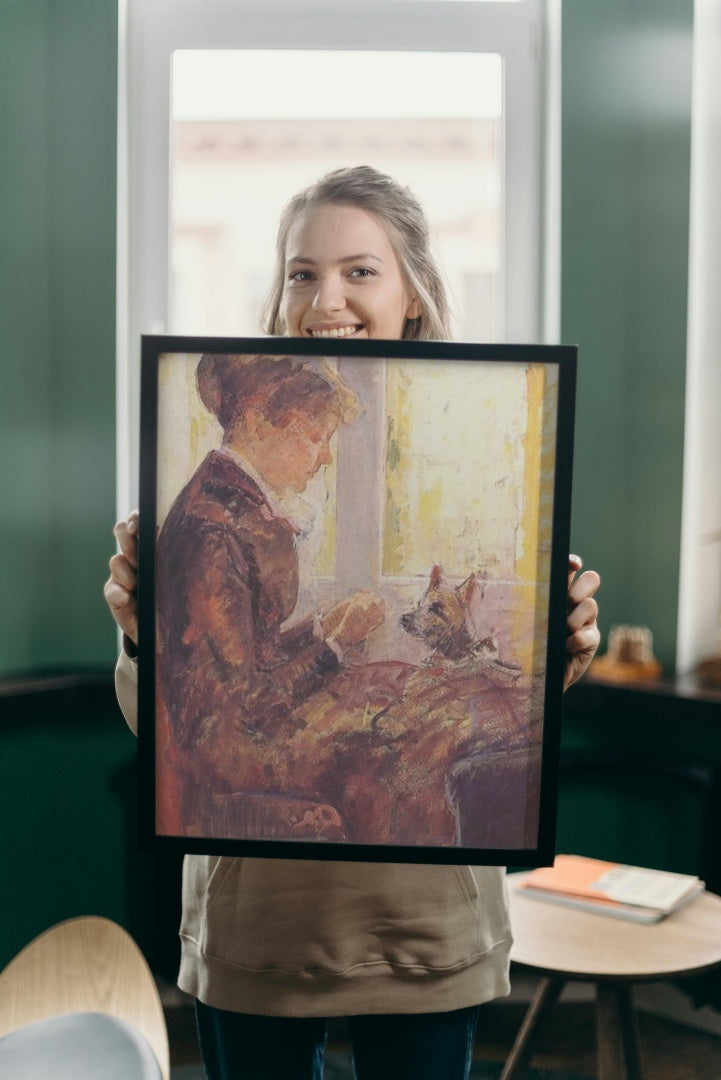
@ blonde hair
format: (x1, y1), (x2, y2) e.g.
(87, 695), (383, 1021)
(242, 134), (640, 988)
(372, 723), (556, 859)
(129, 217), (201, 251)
(262, 166), (454, 341)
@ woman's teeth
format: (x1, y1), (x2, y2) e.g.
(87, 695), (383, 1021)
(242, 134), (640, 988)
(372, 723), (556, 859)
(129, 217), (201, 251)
(310, 326), (360, 338)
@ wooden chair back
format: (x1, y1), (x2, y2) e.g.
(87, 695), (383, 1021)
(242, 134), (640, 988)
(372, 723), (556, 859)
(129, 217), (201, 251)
(0, 915), (169, 1080)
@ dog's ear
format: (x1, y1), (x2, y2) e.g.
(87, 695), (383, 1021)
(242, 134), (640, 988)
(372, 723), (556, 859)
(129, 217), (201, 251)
(429, 564), (444, 590)
(456, 573), (477, 605)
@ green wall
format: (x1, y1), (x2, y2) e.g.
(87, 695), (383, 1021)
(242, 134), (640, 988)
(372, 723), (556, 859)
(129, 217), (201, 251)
(0, 0), (132, 971)
(562, 0), (693, 669)
(0, 683), (183, 974)
(0, 0), (118, 675)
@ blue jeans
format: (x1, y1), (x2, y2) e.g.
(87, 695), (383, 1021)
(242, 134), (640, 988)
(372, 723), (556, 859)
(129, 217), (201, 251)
(195, 1000), (481, 1080)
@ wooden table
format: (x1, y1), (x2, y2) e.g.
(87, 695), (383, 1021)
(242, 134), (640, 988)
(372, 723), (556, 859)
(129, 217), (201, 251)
(502, 873), (721, 1080)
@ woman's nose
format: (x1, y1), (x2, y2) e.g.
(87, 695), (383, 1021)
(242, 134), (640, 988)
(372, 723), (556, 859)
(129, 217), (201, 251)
(312, 274), (345, 314)
(317, 440), (333, 468)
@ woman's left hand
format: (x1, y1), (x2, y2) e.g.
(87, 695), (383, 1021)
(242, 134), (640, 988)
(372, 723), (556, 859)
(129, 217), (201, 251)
(564, 554), (601, 691)
(322, 590), (387, 650)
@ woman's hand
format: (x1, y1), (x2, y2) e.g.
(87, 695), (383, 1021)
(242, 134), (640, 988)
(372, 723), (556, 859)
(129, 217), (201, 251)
(564, 554), (601, 691)
(103, 510), (140, 647)
(322, 591), (387, 650)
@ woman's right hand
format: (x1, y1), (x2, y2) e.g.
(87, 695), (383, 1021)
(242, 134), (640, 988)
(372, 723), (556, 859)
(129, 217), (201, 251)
(322, 590), (386, 650)
(103, 510), (140, 646)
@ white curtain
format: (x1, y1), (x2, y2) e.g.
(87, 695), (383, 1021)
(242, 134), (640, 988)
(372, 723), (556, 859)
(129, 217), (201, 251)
(677, 0), (721, 672)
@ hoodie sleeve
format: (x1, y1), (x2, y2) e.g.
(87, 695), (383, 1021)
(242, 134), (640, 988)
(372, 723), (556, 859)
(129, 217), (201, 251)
(115, 647), (139, 736)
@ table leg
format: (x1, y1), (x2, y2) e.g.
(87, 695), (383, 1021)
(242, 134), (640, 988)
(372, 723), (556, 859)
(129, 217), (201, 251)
(499, 976), (565, 1080)
(596, 982), (643, 1080)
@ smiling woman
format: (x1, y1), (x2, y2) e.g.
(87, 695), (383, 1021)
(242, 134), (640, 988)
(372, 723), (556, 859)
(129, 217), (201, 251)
(263, 167), (451, 341)
(282, 205), (421, 340)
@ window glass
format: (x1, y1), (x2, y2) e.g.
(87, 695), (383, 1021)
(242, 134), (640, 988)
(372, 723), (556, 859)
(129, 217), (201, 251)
(170, 49), (503, 341)
(369, 0), (521, 3)
(384, 360), (533, 578)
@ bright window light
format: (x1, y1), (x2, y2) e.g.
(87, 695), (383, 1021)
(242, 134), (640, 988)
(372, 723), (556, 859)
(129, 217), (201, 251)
(172, 50), (502, 121)
(170, 50), (503, 341)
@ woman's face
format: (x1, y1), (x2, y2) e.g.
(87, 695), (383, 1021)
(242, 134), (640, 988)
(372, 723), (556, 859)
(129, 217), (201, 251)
(281, 203), (421, 341)
(257, 407), (339, 494)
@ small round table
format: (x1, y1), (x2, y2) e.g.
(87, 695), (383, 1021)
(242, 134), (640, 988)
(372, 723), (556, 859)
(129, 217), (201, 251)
(503, 873), (721, 1080)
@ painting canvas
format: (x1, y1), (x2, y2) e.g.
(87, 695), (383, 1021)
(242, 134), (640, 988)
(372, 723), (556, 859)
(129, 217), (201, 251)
(138, 336), (576, 864)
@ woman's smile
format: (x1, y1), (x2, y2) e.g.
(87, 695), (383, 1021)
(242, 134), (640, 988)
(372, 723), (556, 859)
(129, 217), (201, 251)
(307, 323), (364, 339)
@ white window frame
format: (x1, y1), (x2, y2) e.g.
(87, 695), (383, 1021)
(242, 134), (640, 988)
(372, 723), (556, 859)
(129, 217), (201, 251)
(676, 0), (721, 675)
(116, 0), (559, 512)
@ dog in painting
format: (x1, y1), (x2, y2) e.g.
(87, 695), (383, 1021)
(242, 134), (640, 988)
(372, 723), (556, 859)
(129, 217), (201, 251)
(372, 564), (538, 747)
(354, 564), (543, 844)
(400, 564), (522, 679)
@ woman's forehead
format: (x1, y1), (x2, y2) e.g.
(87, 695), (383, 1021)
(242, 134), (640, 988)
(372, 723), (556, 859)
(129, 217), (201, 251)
(286, 401), (339, 428)
(285, 202), (396, 262)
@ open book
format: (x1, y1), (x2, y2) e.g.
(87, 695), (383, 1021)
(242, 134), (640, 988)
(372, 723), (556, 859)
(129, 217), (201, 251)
(516, 854), (705, 923)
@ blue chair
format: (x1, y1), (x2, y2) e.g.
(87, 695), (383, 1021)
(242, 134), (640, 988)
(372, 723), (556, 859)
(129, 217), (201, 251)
(0, 916), (169, 1079)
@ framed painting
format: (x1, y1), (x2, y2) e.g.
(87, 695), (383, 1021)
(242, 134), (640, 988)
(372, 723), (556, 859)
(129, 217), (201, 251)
(137, 336), (576, 865)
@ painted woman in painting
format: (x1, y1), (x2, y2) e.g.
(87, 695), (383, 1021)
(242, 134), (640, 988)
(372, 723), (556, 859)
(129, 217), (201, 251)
(155, 351), (392, 837)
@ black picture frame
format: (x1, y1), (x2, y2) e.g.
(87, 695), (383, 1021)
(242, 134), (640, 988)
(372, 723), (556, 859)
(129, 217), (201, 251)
(138, 335), (576, 865)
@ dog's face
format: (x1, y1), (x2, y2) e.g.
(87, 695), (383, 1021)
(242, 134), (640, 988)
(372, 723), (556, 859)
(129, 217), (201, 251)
(401, 565), (479, 659)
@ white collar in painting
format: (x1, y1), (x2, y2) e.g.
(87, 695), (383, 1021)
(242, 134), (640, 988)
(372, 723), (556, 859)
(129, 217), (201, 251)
(216, 443), (320, 537)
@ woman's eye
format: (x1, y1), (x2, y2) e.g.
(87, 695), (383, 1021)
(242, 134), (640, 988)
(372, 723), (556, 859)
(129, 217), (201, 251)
(288, 269), (313, 283)
(349, 267), (375, 279)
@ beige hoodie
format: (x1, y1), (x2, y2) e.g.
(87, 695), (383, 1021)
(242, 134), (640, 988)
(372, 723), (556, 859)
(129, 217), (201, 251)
(116, 651), (512, 1016)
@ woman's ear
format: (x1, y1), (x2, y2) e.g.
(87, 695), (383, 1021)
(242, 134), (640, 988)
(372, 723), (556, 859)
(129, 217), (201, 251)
(406, 296), (423, 320)
(244, 406), (271, 441)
